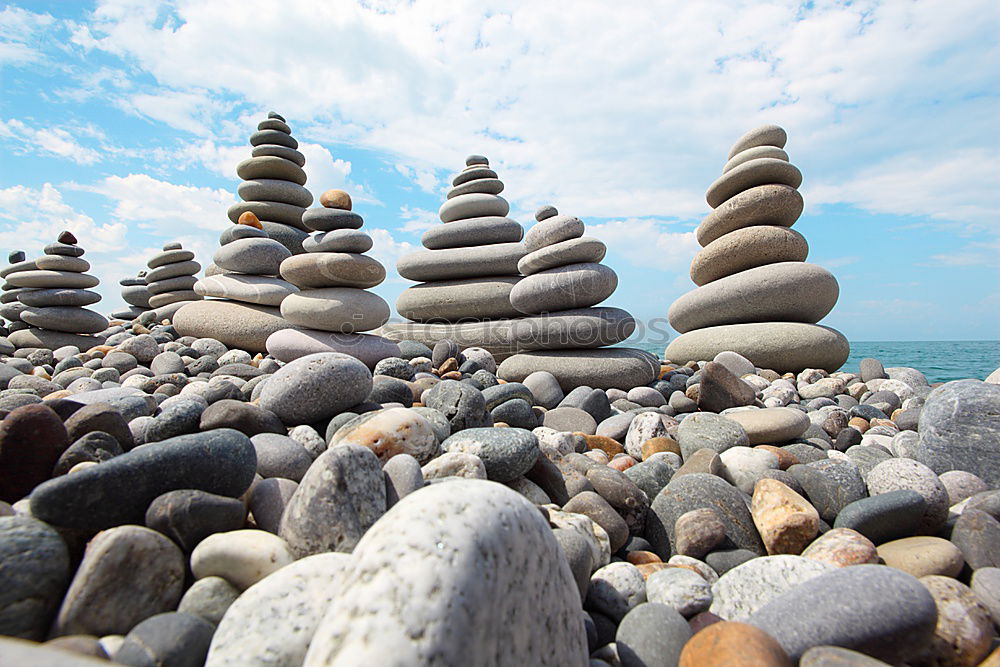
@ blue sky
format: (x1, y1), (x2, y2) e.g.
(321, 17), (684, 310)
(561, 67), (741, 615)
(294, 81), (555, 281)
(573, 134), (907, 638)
(1, 0), (997, 343)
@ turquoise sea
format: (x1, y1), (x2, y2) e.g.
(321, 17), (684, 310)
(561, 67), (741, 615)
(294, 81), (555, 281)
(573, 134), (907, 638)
(633, 340), (1000, 384)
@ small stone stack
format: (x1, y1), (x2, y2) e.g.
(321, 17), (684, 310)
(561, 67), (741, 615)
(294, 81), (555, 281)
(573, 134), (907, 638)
(265, 189), (399, 368)
(6, 231), (107, 350)
(497, 206), (658, 390)
(227, 112), (313, 255)
(381, 155), (528, 358)
(175, 215), (295, 353)
(142, 243), (202, 321)
(0, 250), (34, 330)
(110, 271), (151, 321)
(664, 124), (850, 373)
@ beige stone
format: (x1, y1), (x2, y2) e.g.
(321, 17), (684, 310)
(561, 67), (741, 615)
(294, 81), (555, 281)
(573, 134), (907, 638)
(916, 576), (993, 666)
(691, 226), (808, 286)
(876, 536), (964, 578)
(751, 478), (819, 555)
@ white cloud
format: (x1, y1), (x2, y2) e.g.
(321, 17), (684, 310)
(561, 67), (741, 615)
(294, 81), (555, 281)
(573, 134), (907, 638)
(74, 173), (235, 231)
(0, 183), (128, 254)
(0, 118), (104, 164)
(0, 6), (55, 65)
(587, 218), (700, 271)
(398, 206), (438, 235)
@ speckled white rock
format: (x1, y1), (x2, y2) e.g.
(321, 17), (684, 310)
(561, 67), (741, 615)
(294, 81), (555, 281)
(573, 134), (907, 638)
(709, 555), (832, 621)
(646, 567), (713, 617)
(303, 480), (588, 666)
(866, 458), (949, 533)
(420, 451), (487, 480)
(585, 562), (647, 622)
(190, 530), (294, 591)
(624, 411), (670, 460)
(206, 553), (351, 667)
(547, 506), (611, 571)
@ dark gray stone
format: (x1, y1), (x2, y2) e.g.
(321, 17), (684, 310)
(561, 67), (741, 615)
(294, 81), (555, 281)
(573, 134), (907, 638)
(53, 431), (123, 475)
(482, 382), (534, 411)
(490, 398), (540, 429)
(250, 432), (312, 481)
(788, 459), (867, 524)
(616, 602), (692, 667)
(422, 380), (490, 432)
(916, 380), (1000, 487)
(676, 412), (749, 461)
(0, 515), (70, 640)
(199, 399), (284, 436)
(144, 489), (246, 552)
(832, 489), (926, 544)
(950, 509), (1000, 570)
(30, 428), (256, 533)
(115, 611), (214, 667)
(624, 456), (678, 502)
(442, 427), (539, 483)
(860, 358), (887, 382)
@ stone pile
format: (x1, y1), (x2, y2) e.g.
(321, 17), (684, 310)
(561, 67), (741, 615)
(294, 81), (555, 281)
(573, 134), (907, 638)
(175, 215), (295, 353)
(381, 155), (528, 359)
(265, 189), (399, 368)
(497, 205), (658, 390)
(142, 242), (203, 321)
(110, 271), (151, 321)
(4, 232), (107, 350)
(665, 125), (850, 373)
(0, 250), (32, 331)
(227, 112), (313, 255)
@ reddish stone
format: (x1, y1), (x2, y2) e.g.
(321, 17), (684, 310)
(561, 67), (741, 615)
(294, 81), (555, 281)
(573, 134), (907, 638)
(0, 404), (70, 502)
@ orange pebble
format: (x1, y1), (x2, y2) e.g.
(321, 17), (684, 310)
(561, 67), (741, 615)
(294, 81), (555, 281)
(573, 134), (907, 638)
(320, 189), (352, 210)
(583, 434), (624, 457)
(626, 550), (662, 565)
(237, 211), (263, 228)
(679, 621), (792, 667)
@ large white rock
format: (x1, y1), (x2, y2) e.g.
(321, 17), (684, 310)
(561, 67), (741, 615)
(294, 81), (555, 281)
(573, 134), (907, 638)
(303, 479), (588, 666)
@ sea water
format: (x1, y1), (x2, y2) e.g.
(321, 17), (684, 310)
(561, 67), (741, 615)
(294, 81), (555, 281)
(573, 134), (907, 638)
(634, 340), (1000, 384)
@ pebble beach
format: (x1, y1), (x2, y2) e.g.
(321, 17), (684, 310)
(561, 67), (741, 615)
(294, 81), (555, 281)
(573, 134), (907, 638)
(0, 119), (999, 667)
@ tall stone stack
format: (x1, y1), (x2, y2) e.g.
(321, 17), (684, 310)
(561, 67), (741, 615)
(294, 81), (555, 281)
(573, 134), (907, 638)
(227, 112), (313, 255)
(380, 155), (528, 358)
(174, 216), (295, 353)
(110, 271), (151, 321)
(265, 189), (400, 368)
(0, 250), (34, 330)
(6, 231), (108, 350)
(497, 206), (659, 390)
(664, 124), (850, 373)
(143, 242), (203, 321)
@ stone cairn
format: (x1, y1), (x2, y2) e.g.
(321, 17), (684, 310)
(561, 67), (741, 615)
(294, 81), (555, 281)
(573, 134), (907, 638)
(5, 231), (108, 350)
(0, 250), (32, 331)
(142, 242), (202, 321)
(110, 270), (151, 321)
(227, 112), (313, 255)
(497, 205), (659, 390)
(664, 124), (850, 373)
(265, 189), (400, 368)
(174, 214), (295, 353)
(382, 155), (528, 358)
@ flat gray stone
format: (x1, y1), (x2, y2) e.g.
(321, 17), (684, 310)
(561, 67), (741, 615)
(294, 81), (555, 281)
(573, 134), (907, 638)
(396, 276), (523, 323)
(728, 124), (787, 159)
(691, 226), (808, 286)
(669, 262), (839, 333)
(280, 287), (390, 333)
(302, 479), (587, 665)
(195, 274), (299, 306)
(33, 255), (89, 272)
(20, 306), (107, 334)
(238, 179), (313, 207)
(214, 238), (291, 276)
(251, 143), (305, 166)
(510, 307), (636, 351)
(524, 215), (585, 253)
(146, 249), (194, 268)
(498, 348), (659, 391)
(145, 259), (200, 283)
(300, 208), (363, 232)
(265, 328), (400, 370)
(421, 216), (523, 250)
(446, 176), (504, 198)
(228, 201), (307, 229)
(723, 144), (789, 172)
(438, 192), (509, 222)
(697, 184), (803, 247)
(146, 274), (198, 294)
(6, 270), (99, 289)
(517, 237), (606, 276)
(707, 157), (802, 208)
(397, 243), (525, 282)
(303, 229), (373, 254)
(250, 129), (297, 149)
(722, 407), (809, 444)
(258, 352), (373, 425)
(173, 301), (290, 354)
(278, 253), (385, 289)
(510, 262), (618, 315)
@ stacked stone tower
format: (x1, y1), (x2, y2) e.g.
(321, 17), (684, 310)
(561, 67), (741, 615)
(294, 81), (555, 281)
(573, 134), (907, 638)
(0, 251), (33, 330)
(111, 271), (151, 321)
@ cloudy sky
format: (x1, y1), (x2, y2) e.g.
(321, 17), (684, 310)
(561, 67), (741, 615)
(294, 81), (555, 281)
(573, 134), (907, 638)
(1, 0), (997, 343)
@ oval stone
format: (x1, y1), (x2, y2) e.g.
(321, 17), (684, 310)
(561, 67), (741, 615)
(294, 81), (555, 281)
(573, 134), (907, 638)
(691, 226), (808, 286)
(20, 306), (107, 334)
(441, 427), (539, 482)
(6, 270), (99, 289)
(517, 237), (607, 276)
(34, 255), (89, 272)
(509, 262), (617, 315)
(237, 179), (313, 208)
(147, 290), (200, 308)
(251, 143), (305, 166)
(194, 274), (299, 306)
(303, 229), (373, 254)
(509, 306), (635, 350)
(421, 216), (524, 250)
(727, 124), (787, 160)
(707, 158), (803, 208)
(279, 253), (385, 289)
(249, 129), (297, 149)
(669, 262), (838, 333)
(280, 288), (390, 333)
(265, 329), (400, 369)
(523, 214), (585, 252)
(396, 277), (522, 322)
(498, 348), (659, 392)
(145, 260), (200, 283)
(257, 352), (373, 425)
(0, 515), (71, 640)
(446, 177), (504, 199)
(723, 145), (789, 173)
(300, 208), (364, 232)
(235, 157), (306, 185)
(147, 249), (194, 268)
(397, 243), (525, 282)
(302, 479), (587, 665)
(214, 238), (291, 276)
(722, 408), (810, 445)
(697, 184), (804, 247)
(452, 165), (496, 186)
(438, 193), (509, 222)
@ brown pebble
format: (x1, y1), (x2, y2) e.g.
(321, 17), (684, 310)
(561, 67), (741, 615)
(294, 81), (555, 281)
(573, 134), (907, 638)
(320, 189), (352, 210)
(635, 562), (672, 580)
(625, 550), (662, 565)
(674, 507), (726, 559)
(848, 417), (869, 433)
(57, 230), (78, 245)
(237, 211), (263, 228)
(438, 358), (459, 374)
(755, 445), (797, 470)
(642, 436), (681, 459)
(439, 371), (462, 381)
(583, 434), (625, 457)
(679, 621), (792, 667)
(869, 418), (896, 429)
(685, 384), (700, 402)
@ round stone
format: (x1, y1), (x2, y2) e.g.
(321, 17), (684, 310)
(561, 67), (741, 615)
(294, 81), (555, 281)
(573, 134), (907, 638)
(34, 255), (89, 272)
(421, 216), (524, 250)
(6, 270), (99, 289)
(727, 124), (788, 160)
(303, 229), (373, 253)
(0, 515), (71, 641)
(397, 243), (525, 282)
(447, 177), (504, 199)
(213, 238), (291, 276)
(20, 306), (107, 334)
(691, 226), (808, 286)
(173, 301), (290, 354)
(866, 458), (949, 533)
(319, 189), (352, 210)
(509, 306), (636, 350)
(723, 145), (789, 173)
(147, 290), (199, 309)
(251, 143), (305, 166)
(678, 621), (792, 667)
(300, 208), (364, 232)
(876, 536), (964, 578)
(665, 322), (850, 374)
(517, 237), (607, 276)
(279, 253), (385, 289)
(146, 249), (195, 268)
(228, 201), (307, 229)
(257, 352), (373, 425)
(237, 179), (313, 208)
(697, 184), (804, 247)
(706, 158), (803, 209)
(194, 274), (299, 306)
(330, 408), (438, 464)
(396, 277), (522, 323)
(249, 129), (297, 149)
(523, 215), (585, 252)
(497, 348), (659, 391)
(235, 156), (306, 185)
(617, 603), (693, 666)
(191, 530), (294, 591)
(916, 380), (1000, 488)
(669, 262), (838, 333)
(509, 262), (617, 315)
(722, 408), (810, 445)
(280, 288), (390, 333)
(438, 193), (509, 222)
